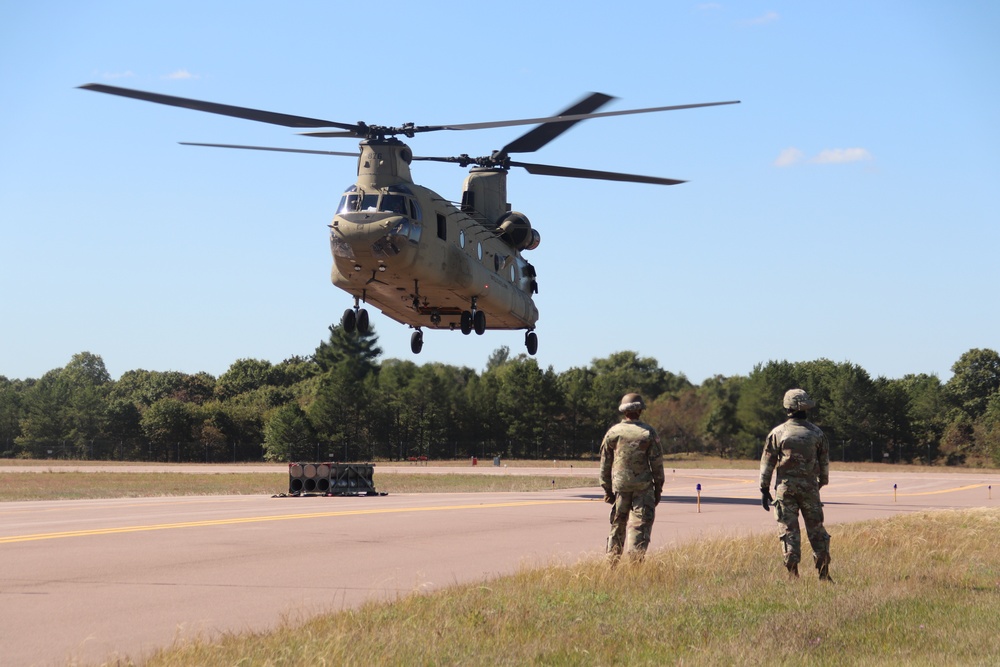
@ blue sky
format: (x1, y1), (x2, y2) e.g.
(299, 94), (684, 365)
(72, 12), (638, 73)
(1, 1), (998, 384)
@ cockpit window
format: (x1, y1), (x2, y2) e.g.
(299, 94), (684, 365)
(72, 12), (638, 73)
(361, 194), (380, 211)
(380, 194), (407, 214)
(337, 194), (360, 213)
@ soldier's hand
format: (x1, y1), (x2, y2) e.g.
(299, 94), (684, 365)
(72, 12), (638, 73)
(761, 488), (773, 511)
(603, 490), (615, 504)
(654, 487), (662, 505)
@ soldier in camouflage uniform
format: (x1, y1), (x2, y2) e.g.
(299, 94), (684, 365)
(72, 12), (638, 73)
(600, 393), (665, 564)
(759, 388), (832, 581)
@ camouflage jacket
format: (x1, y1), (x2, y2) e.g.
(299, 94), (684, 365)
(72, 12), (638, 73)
(759, 417), (830, 490)
(600, 418), (665, 494)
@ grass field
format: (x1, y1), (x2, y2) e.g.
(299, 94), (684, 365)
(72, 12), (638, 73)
(0, 471), (600, 501)
(5, 459), (998, 664)
(119, 507), (1000, 666)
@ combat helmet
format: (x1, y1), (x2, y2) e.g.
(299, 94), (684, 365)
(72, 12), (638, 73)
(783, 388), (816, 413)
(619, 393), (646, 413)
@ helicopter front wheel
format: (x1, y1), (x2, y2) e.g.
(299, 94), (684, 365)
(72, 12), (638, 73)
(342, 307), (370, 334)
(342, 308), (357, 333)
(410, 330), (424, 354)
(473, 310), (486, 335)
(525, 331), (538, 356)
(460, 311), (473, 335)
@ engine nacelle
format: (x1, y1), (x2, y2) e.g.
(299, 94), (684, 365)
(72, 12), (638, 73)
(497, 211), (540, 251)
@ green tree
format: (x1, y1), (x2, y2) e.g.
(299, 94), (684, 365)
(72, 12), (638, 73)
(490, 356), (563, 459)
(0, 377), (23, 456)
(557, 366), (600, 459)
(16, 370), (68, 457)
(735, 360), (799, 452)
(647, 388), (709, 455)
(589, 351), (689, 428)
(263, 403), (317, 461)
(946, 348), (1000, 419)
(140, 398), (194, 461)
(308, 363), (371, 461)
(216, 359), (274, 400)
(700, 375), (745, 457)
(60, 352), (112, 457)
(372, 358), (420, 460)
(313, 324), (382, 379)
(104, 397), (144, 460)
(899, 373), (947, 464)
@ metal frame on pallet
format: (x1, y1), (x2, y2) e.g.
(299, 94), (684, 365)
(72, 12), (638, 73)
(286, 462), (385, 496)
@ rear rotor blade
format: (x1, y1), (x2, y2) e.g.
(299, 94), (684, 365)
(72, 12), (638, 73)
(180, 142), (360, 157)
(79, 83), (362, 132)
(428, 100), (740, 133)
(500, 92), (614, 155)
(509, 161), (686, 186)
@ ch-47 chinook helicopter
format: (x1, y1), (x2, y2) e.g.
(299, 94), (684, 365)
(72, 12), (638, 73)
(80, 83), (738, 355)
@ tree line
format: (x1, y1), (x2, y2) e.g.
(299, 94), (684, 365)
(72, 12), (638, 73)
(2, 325), (998, 467)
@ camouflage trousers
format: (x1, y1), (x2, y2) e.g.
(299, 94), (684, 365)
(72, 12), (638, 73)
(607, 487), (656, 563)
(773, 477), (831, 571)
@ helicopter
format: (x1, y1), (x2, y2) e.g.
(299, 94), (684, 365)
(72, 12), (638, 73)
(79, 83), (738, 355)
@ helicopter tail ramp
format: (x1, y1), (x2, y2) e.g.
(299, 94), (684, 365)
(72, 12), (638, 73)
(287, 462), (383, 496)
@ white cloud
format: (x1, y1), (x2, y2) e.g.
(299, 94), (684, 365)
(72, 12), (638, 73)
(774, 147), (874, 167)
(746, 11), (779, 25)
(164, 69), (199, 80)
(810, 148), (873, 164)
(774, 147), (804, 167)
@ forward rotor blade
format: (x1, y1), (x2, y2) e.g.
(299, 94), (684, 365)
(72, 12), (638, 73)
(428, 100), (740, 133)
(509, 161), (686, 186)
(180, 142), (360, 157)
(500, 92), (614, 155)
(299, 131), (371, 138)
(79, 83), (362, 132)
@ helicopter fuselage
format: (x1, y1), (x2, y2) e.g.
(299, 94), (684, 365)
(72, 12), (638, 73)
(330, 139), (539, 333)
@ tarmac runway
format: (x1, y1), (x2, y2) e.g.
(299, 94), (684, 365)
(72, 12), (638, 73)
(1, 466), (998, 666)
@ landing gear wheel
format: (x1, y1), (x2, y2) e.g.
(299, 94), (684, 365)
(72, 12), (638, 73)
(342, 308), (357, 333)
(356, 308), (370, 334)
(410, 330), (424, 354)
(473, 310), (486, 335)
(525, 331), (538, 356)
(460, 311), (473, 335)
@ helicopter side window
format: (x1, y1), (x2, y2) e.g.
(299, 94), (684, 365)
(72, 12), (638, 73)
(380, 194), (407, 214)
(436, 214), (447, 241)
(409, 199), (421, 220)
(361, 194), (379, 211)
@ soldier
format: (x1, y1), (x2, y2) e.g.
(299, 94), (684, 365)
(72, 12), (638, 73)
(600, 393), (665, 564)
(759, 388), (832, 581)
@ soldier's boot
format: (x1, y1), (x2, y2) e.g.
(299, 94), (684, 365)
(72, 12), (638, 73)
(786, 562), (799, 579)
(817, 553), (833, 582)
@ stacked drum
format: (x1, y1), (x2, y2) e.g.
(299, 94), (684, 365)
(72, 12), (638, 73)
(287, 462), (379, 496)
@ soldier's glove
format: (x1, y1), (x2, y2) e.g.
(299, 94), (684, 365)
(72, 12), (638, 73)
(603, 490), (615, 504)
(818, 479), (827, 490)
(654, 487), (662, 505)
(761, 488), (773, 511)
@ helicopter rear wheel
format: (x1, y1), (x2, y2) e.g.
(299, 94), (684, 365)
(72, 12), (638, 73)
(460, 311), (473, 335)
(473, 310), (486, 335)
(356, 308), (370, 334)
(342, 308), (357, 333)
(525, 331), (538, 356)
(410, 330), (424, 354)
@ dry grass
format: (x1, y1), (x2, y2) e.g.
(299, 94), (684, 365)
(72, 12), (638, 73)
(115, 507), (1000, 667)
(0, 472), (599, 501)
